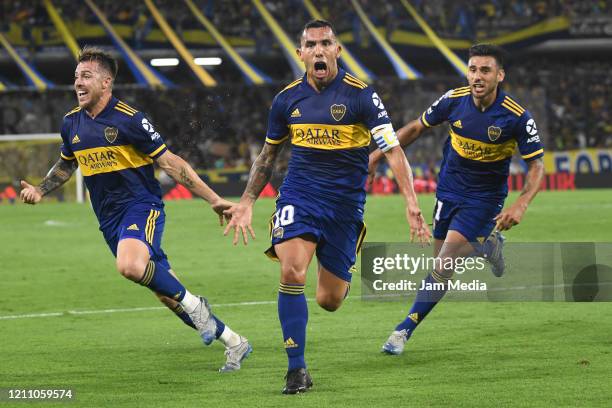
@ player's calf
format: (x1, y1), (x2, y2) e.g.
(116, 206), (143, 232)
(316, 266), (350, 312)
(315, 291), (344, 312)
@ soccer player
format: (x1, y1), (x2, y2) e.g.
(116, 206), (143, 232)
(223, 20), (430, 393)
(369, 44), (545, 355)
(19, 47), (251, 372)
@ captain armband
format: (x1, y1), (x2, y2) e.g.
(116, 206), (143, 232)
(371, 123), (399, 153)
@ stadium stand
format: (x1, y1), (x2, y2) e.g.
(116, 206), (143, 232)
(0, 0), (609, 196)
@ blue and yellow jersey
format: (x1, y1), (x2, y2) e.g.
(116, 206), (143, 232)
(421, 87), (544, 201)
(265, 69), (395, 210)
(59, 97), (167, 229)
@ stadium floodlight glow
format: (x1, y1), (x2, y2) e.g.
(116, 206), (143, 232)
(194, 57), (222, 66)
(150, 58), (179, 67)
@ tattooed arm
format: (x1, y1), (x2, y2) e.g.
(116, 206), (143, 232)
(20, 158), (78, 204)
(155, 150), (232, 224)
(223, 142), (282, 245)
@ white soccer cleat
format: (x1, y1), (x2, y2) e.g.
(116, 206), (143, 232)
(484, 231), (506, 277)
(186, 296), (217, 345)
(219, 336), (252, 372)
(381, 329), (409, 355)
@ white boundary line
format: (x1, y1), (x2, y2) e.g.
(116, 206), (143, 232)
(0, 300), (279, 321)
(2, 281), (611, 321)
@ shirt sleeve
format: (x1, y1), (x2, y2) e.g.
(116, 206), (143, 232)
(358, 86), (392, 129)
(265, 93), (289, 145)
(126, 112), (168, 159)
(358, 87), (399, 152)
(59, 117), (75, 161)
(421, 90), (453, 128)
(515, 110), (544, 161)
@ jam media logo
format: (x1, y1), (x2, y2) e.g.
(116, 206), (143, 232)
(330, 104), (346, 121)
(487, 125), (502, 141)
(104, 127), (118, 143)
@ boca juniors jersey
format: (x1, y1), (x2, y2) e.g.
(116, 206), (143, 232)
(421, 87), (544, 202)
(265, 69), (392, 210)
(59, 97), (167, 229)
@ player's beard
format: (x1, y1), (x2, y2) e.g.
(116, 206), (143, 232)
(76, 88), (100, 110)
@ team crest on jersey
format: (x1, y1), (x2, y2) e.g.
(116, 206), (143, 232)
(487, 126), (502, 141)
(330, 104), (346, 121)
(104, 127), (119, 143)
(273, 227), (284, 239)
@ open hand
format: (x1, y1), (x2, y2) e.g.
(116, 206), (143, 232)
(19, 180), (43, 205)
(223, 203), (256, 245)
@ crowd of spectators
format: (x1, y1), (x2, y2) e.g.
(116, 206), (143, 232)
(1, 58), (609, 177)
(2, 0), (610, 52)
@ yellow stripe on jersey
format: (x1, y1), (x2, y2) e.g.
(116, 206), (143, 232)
(289, 123), (370, 150)
(345, 73), (367, 88)
(449, 128), (517, 162)
(73, 145), (153, 176)
(64, 106), (81, 117)
(450, 87), (471, 98)
(421, 112), (432, 127)
(281, 79), (302, 93)
(501, 102), (523, 117)
(149, 144), (167, 158)
(343, 77), (366, 89)
(265, 135), (289, 145)
(60, 152), (75, 160)
(114, 106), (135, 116)
(522, 148), (544, 160)
(116, 101), (138, 113)
(503, 96), (525, 112)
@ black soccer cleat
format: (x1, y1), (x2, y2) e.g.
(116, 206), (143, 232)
(282, 368), (313, 394)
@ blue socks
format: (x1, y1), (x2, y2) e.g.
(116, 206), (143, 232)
(212, 315), (226, 339)
(170, 305), (225, 340)
(278, 283), (308, 370)
(139, 261), (227, 339)
(395, 271), (449, 333)
(139, 260), (187, 301)
(171, 304), (196, 329)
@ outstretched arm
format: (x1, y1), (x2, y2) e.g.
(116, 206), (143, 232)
(156, 150), (232, 224)
(223, 142), (282, 245)
(20, 158), (77, 204)
(384, 145), (431, 243)
(494, 158), (544, 231)
(369, 118), (427, 179)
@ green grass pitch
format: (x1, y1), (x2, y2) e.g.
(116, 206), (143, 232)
(1, 190), (611, 407)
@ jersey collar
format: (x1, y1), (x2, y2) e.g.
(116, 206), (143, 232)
(84, 96), (118, 120)
(302, 68), (345, 94)
(471, 87), (505, 113)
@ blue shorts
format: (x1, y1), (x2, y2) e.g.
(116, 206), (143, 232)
(101, 202), (169, 266)
(432, 196), (503, 242)
(265, 196), (366, 282)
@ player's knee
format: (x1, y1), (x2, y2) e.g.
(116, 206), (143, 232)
(316, 292), (343, 312)
(280, 264), (307, 284)
(116, 258), (147, 282)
